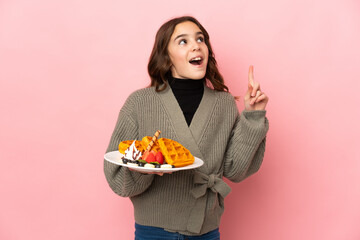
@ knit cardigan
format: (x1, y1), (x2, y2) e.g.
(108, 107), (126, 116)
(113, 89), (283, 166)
(104, 84), (269, 235)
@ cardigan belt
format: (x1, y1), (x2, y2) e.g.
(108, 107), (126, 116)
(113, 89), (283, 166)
(187, 171), (232, 233)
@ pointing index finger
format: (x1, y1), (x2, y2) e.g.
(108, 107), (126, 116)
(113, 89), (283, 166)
(248, 65), (254, 87)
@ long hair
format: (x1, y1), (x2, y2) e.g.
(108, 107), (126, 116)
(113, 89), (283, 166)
(147, 16), (229, 92)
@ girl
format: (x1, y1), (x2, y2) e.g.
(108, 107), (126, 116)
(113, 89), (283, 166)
(104, 16), (269, 240)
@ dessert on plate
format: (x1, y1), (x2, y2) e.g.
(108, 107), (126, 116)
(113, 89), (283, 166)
(119, 130), (194, 169)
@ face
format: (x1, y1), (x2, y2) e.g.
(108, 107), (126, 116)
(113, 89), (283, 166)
(167, 21), (209, 79)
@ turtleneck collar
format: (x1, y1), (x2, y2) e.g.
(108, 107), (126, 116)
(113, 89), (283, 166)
(167, 74), (205, 90)
(165, 73), (205, 126)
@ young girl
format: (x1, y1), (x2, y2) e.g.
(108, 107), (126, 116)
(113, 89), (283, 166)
(104, 16), (269, 240)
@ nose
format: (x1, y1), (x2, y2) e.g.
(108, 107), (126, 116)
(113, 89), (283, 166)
(192, 41), (200, 51)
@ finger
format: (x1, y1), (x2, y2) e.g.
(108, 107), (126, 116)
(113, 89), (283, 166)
(245, 84), (252, 100)
(250, 90), (261, 105)
(255, 93), (267, 103)
(251, 82), (261, 97)
(248, 65), (254, 89)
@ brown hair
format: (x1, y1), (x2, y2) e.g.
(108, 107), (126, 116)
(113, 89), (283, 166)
(147, 16), (229, 93)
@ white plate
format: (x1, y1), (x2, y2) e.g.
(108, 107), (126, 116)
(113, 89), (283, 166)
(104, 151), (204, 173)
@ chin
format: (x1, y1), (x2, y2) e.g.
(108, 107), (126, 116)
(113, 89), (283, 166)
(190, 72), (206, 80)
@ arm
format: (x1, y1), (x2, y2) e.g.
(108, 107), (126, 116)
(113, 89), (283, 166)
(104, 105), (155, 197)
(223, 110), (269, 183)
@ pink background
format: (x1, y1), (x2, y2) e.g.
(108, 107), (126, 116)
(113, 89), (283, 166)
(1, 0), (360, 239)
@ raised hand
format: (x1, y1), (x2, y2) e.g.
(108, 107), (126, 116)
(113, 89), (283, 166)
(244, 65), (269, 111)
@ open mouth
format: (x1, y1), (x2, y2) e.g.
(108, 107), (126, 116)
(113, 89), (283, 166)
(189, 57), (203, 66)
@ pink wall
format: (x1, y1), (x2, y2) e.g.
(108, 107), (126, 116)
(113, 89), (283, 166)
(1, 0), (359, 239)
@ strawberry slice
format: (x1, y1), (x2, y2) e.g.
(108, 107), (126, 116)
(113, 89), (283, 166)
(155, 151), (164, 165)
(145, 152), (155, 163)
(142, 151), (150, 160)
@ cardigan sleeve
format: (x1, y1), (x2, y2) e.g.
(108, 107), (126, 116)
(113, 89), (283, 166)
(223, 110), (269, 183)
(104, 99), (155, 197)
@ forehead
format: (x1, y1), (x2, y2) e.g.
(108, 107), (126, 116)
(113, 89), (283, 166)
(171, 21), (203, 38)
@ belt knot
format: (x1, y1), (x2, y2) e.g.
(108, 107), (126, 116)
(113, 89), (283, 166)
(207, 174), (215, 188)
(191, 171), (231, 199)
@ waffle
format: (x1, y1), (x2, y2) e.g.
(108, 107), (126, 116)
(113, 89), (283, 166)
(141, 136), (161, 152)
(157, 138), (194, 167)
(118, 140), (145, 154)
(118, 136), (161, 154)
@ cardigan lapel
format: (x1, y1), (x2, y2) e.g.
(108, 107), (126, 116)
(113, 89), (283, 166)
(189, 86), (216, 145)
(157, 84), (216, 161)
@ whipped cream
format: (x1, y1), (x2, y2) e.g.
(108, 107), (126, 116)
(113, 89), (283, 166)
(124, 140), (142, 160)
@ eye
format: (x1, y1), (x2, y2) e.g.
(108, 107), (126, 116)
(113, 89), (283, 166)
(197, 36), (204, 42)
(179, 39), (187, 45)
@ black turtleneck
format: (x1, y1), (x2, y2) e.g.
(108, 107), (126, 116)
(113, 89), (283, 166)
(167, 75), (205, 126)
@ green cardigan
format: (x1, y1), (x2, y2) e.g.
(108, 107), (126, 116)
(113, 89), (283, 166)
(104, 84), (269, 235)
